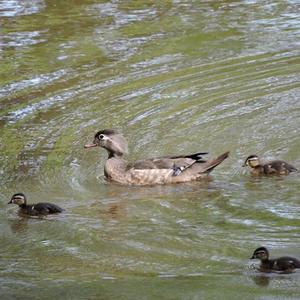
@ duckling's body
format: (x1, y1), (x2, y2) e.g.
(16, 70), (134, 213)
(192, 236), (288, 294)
(251, 247), (300, 272)
(244, 155), (297, 175)
(85, 129), (229, 185)
(8, 193), (63, 216)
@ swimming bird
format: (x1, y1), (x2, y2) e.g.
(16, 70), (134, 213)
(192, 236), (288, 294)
(8, 193), (63, 216)
(243, 154), (297, 175)
(84, 129), (229, 185)
(250, 247), (300, 272)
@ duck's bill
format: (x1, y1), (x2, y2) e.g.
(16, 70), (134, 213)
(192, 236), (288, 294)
(84, 143), (97, 149)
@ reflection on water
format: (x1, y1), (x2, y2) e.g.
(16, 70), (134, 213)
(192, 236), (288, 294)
(8, 216), (29, 233)
(250, 271), (300, 289)
(0, 30), (45, 50)
(1, 0), (300, 299)
(251, 274), (271, 287)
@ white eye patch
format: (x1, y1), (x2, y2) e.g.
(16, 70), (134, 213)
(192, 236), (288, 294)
(247, 156), (259, 164)
(98, 134), (109, 140)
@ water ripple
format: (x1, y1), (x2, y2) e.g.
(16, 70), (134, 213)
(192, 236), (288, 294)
(0, 0), (45, 17)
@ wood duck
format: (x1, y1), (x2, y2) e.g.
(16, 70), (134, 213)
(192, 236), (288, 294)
(243, 155), (298, 175)
(8, 193), (64, 216)
(250, 247), (300, 272)
(84, 129), (229, 185)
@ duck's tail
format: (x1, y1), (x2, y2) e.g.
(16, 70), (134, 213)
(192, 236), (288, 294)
(174, 151), (229, 179)
(202, 151), (230, 174)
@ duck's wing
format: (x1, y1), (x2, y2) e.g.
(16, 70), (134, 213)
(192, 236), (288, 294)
(128, 152), (208, 170)
(274, 257), (300, 271)
(264, 160), (298, 174)
(129, 151), (228, 177)
(178, 151), (229, 176)
(34, 203), (64, 214)
(124, 151), (229, 184)
(282, 162), (298, 172)
(167, 152), (208, 161)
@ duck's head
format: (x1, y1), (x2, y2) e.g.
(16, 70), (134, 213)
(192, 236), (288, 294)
(243, 155), (260, 168)
(84, 129), (128, 156)
(251, 247), (269, 260)
(8, 193), (27, 206)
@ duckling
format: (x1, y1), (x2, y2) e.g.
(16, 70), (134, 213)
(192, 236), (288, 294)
(84, 129), (229, 185)
(250, 247), (300, 272)
(8, 193), (63, 216)
(243, 154), (297, 175)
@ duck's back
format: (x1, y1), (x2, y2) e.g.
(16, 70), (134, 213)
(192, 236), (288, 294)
(103, 148), (229, 185)
(22, 203), (63, 215)
(263, 160), (298, 174)
(130, 152), (207, 170)
(267, 256), (300, 271)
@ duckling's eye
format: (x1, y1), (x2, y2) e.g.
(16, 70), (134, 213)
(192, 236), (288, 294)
(99, 134), (105, 140)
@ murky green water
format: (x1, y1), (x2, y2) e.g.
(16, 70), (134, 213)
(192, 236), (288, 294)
(1, 0), (300, 299)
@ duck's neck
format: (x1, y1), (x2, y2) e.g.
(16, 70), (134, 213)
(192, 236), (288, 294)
(108, 151), (120, 159)
(260, 258), (269, 264)
(104, 151), (127, 181)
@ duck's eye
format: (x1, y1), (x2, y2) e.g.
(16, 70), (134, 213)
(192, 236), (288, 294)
(99, 134), (105, 140)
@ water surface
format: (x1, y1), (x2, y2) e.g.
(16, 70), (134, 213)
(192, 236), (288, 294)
(1, 1), (300, 299)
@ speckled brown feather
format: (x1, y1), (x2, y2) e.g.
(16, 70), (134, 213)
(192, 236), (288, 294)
(104, 152), (229, 185)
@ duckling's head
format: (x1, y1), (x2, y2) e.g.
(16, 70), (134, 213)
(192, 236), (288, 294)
(8, 193), (27, 206)
(251, 247), (269, 260)
(244, 155), (260, 168)
(84, 129), (128, 156)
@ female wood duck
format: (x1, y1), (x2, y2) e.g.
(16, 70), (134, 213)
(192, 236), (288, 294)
(8, 193), (63, 216)
(243, 155), (298, 175)
(251, 247), (300, 272)
(84, 129), (229, 185)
